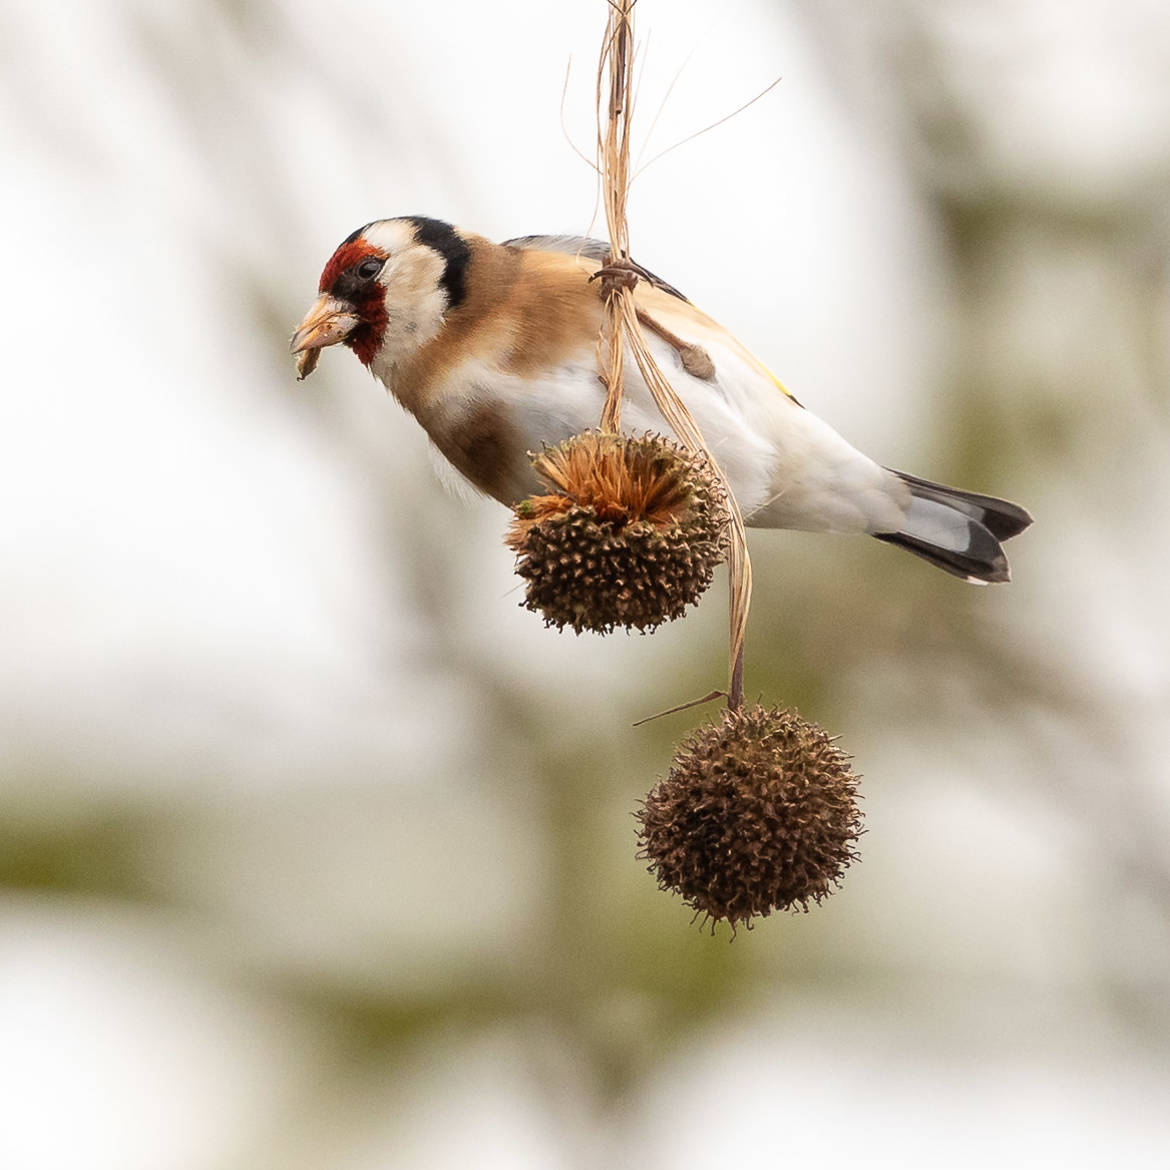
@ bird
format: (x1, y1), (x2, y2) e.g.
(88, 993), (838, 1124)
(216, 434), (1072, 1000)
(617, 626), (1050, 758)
(290, 215), (1031, 582)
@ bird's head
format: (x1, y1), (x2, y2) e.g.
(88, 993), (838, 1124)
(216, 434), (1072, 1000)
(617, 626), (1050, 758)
(290, 216), (471, 380)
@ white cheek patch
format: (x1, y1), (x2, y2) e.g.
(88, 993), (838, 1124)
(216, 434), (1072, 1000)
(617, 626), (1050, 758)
(363, 230), (450, 379)
(382, 251), (447, 322)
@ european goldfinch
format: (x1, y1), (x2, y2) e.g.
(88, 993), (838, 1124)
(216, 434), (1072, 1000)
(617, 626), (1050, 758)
(291, 216), (1031, 582)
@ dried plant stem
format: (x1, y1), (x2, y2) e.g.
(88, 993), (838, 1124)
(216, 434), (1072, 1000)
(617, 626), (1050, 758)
(729, 639), (745, 710)
(632, 689), (727, 728)
(594, 0), (752, 708)
(596, 0), (634, 434)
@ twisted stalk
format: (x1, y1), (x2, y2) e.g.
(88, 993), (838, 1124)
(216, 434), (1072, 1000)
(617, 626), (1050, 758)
(593, 0), (751, 708)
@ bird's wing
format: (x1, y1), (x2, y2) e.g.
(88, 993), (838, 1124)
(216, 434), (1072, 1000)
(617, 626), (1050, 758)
(630, 280), (801, 405)
(502, 234), (691, 302)
(502, 239), (799, 405)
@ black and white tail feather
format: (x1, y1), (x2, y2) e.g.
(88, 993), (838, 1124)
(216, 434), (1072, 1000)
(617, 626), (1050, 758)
(873, 471), (1033, 584)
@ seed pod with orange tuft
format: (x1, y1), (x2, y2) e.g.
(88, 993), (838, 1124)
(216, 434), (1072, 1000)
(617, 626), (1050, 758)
(637, 705), (863, 930)
(505, 432), (729, 635)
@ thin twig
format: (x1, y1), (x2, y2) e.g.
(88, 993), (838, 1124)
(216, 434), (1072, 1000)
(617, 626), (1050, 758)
(560, 56), (601, 174)
(631, 35), (699, 175)
(633, 690), (728, 728)
(632, 75), (783, 182)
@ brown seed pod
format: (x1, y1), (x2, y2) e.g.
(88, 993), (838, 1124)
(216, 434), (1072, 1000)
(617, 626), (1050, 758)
(505, 432), (729, 635)
(637, 705), (863, 930)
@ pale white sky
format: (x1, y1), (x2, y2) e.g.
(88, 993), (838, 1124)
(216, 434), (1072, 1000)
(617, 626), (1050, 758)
(1, 2), (1169, 1168)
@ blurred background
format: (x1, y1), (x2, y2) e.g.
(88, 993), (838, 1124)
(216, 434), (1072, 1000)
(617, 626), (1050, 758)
(2, 0), (1169, 1166)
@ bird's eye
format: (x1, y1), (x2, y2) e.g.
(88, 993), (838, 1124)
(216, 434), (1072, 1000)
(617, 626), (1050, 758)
(356, 257), (384, 280)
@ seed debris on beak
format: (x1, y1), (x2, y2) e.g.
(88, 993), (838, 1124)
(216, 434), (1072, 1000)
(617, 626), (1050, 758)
(294, 347), (320, 380)
(290, 295), (360, 380)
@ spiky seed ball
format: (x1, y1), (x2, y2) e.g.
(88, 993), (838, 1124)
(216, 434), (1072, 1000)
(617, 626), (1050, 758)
(637, 705), (862, 930)
(505, 432), (729, 635)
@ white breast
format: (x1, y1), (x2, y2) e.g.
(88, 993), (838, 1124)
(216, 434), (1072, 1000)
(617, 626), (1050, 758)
(431, 328), (907, 535)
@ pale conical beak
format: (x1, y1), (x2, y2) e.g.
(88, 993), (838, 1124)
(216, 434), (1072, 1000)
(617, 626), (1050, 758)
(290, 295), (361, 380)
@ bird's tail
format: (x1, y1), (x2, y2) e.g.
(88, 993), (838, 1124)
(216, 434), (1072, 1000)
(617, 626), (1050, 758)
(872, 470), (1033, 584)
